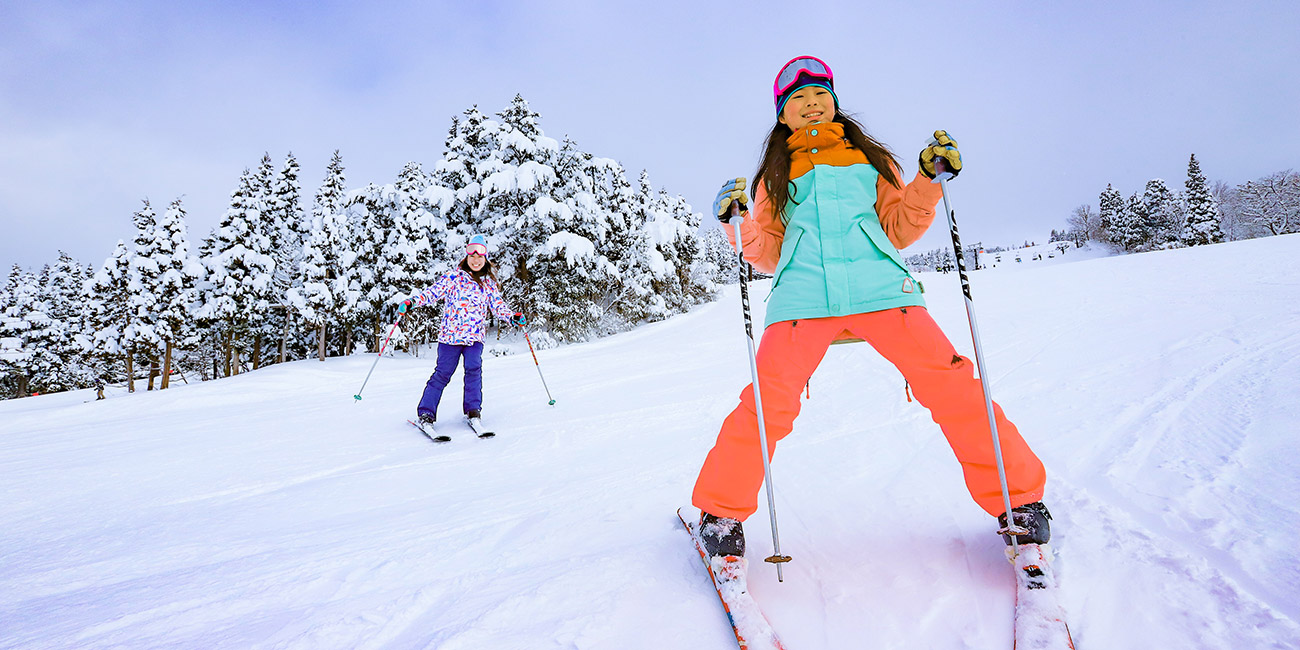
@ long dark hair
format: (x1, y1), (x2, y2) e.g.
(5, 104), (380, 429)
(755, 111), (900, 224)
(458, 256), (499, 290)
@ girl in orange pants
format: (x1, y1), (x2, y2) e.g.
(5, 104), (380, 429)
(692, 55), (1050, 557)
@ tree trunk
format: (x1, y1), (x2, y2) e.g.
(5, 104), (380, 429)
(161, 340), (173, 390)
(232, 347), (241, 376)
(126, 353), (135, 393)
(252, 333), (263, 370)
(317, 322), (327, 361)
(223, 327), (233, 378)
(147, 356), (159, 391)
(345, 329), (353, 356)
(279, 310), (291, 364)
(17, 375), (29, 398)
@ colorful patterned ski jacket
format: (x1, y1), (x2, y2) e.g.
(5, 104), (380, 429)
(726, 121), (944, 328)
(409, 269), (515, 345)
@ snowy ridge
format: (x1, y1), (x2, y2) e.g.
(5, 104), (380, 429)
(2, 235), (1300, 648)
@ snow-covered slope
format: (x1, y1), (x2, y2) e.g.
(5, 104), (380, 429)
(3, 235), (1299, 649)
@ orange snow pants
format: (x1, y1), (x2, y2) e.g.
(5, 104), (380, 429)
(692, 307), (1046, 521)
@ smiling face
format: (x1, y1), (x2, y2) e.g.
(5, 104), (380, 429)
(467, 253), (486, 271)
(778, 85), (837, 131)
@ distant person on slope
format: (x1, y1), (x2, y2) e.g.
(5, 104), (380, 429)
(692, 56), (1051, 558)
(399, 234), (526, 436)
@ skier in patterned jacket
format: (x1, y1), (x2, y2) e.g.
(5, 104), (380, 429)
(400, 234), (525, 429)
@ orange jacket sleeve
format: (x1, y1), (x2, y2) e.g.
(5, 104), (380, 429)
(875, 163), (944, 250)
(724, 181), (786, 275)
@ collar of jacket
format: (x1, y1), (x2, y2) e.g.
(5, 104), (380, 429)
(785, 121), (867, 181)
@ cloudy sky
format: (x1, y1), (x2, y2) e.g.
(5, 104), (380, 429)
(2, 0), (1296, 271)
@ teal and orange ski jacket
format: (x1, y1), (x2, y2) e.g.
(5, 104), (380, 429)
(726, 122), (944, 329)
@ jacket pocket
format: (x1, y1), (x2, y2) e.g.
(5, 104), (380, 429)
(768, 228), (805, 296)
(858, 219), (911, 275)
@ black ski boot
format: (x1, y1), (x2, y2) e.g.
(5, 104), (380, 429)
(466, 409), (481, 419)
(418, 413), (436, 429)
(700, 512), (745, 558)
(998, 501), (1052, 545)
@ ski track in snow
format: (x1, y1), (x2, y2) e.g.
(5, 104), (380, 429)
(3, 236), (1300, 648)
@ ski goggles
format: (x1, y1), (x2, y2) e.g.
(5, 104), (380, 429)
(467, 244), (488, 258)
(773, 55), (835, 113)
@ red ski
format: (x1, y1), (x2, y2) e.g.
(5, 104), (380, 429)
(677, 508), (787, 650)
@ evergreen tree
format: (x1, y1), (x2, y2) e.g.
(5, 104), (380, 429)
(154, 198), (201, 388)
(198, 169), (275, 375)
(85, 242), (133, 388)
(1098, 184), (1124, 244)
(44, 252), (96, 387)
(588, 155), (655, 325)
(476, 95), (564, 317)
(245, 153), (282, 368)
(346, 182), (398, 350)
(289, 151), (356, 360)
(126, 199), (164, 391)
(1180, 154), (1225, 246)
(647, 183), (709, 312)
(1106, 190), (1143, 252)
(697, 226), (739, 286)
(3, 267), (70, 394)
(265, 152), (306, 363)
(526, 142), (623, 339)
(1142, 178), (1181, 249)
(435, 106), (497, 233)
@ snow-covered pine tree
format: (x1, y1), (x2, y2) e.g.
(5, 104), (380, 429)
(435, 106), (498, 235)
(346, 182), (402, 351)
(44, 252), (96, 387)
(393, 162), (452, 354)
(697, 226), (739, 287)
(0, 266), (20, 397)
(1122, 192), (1152, 251)
(265, 152), (306, 363)
(526, 140), (622, 340)
(84, 242), (132, 389)
(4, 267), (70, 394)
(154, 198), (201, 389)
(198, 168), (276, 376)
(646, 181), (709, 313)
(1141, 178), (1182, 249)
(1180, 154), (1225, 246)
(289, 151), (356, 360)
(292, 210), (346, 361)
(476, 94), (564, 318)
(1105, 190), (1142, 252)
(245, 153), (282, 369)
(586, 155), (655, 327)
(1098, 184), (1124, 244)
(126, 199), (164, 391)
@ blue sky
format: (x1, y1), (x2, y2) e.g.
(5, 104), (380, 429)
(3, 0), (1297, 270)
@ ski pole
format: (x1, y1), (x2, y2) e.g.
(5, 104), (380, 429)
(353, 312), (404, 401)
(931, 158), (1026, 556)
(523, 330), (557, 405)
(727, 201), (792, 581)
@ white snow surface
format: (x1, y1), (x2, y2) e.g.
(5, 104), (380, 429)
(3, 235), (1300, 649)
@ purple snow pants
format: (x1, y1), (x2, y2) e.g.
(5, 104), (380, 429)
(417, 342), (484, 420)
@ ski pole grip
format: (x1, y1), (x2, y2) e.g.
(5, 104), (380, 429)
(727, 200), (742, 225)
(933, 157), (955, 182)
